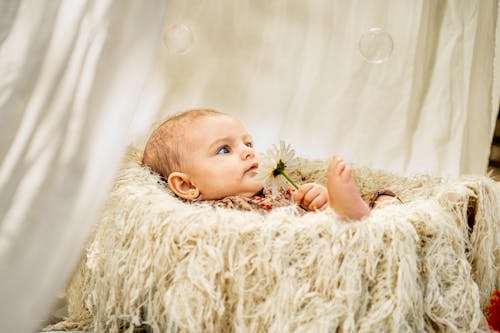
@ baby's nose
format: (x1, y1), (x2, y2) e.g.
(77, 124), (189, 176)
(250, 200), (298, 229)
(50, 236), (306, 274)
(242, 146), (255, 159)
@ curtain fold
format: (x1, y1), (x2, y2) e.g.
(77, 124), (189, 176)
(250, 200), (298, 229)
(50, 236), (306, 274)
(0, 1), (166, 332)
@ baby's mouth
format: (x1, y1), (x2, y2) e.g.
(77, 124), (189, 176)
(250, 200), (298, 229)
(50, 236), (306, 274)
(245, 162), (259, 174)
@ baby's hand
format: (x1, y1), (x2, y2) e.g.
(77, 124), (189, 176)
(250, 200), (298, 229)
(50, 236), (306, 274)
(292, 183), (329, 211)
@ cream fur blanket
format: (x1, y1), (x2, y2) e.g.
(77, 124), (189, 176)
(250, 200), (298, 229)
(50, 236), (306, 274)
(50, 148), (500, 332)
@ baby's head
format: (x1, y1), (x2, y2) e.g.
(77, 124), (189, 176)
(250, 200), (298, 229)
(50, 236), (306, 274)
(143, 108), (262, 200)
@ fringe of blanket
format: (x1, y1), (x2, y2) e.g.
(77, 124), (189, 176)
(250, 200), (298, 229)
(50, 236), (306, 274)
(47, 150), (499, 332)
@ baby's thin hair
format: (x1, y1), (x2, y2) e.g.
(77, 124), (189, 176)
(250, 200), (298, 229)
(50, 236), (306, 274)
(142, 108), (224, 179)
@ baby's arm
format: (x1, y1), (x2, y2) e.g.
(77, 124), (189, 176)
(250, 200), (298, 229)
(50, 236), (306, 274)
(292, 183), (329, 211)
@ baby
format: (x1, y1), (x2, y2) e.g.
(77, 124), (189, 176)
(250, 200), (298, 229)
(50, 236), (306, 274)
(143, 108), (397, 220)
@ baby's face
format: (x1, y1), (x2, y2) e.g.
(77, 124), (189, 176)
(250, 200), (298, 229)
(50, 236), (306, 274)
(181, 114), (262, 200)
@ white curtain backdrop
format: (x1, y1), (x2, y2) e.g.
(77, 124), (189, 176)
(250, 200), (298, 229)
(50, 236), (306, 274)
(135, 0), (500, 179)
(0, 1), (166, 332)
(0, 0), (498, 332)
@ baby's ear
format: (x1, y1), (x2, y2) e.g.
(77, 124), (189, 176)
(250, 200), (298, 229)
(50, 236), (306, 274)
(167, 172), (200, 200)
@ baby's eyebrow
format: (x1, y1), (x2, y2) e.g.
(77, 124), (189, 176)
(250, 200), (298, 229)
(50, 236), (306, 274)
(208, 136), (233, 150)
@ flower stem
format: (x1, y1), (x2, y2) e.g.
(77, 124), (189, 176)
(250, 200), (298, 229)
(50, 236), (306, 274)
(281, 171), (299, 189)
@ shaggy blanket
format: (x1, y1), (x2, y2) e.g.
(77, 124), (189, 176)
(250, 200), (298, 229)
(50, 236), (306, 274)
(49, 148), (500, 332)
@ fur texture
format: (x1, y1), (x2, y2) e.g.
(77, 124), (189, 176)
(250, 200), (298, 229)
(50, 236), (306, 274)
(49, 148), (500, 332)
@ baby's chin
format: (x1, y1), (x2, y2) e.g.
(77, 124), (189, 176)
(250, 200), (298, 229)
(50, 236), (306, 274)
(238, 186), (264, 198)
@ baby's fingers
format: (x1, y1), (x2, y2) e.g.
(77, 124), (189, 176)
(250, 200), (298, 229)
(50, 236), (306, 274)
(292, 183), (313, 204)
(303, 186), (322, 207)
(319, 202), (329, 211)
(309, 193), (328, 211)
(292, 189), (303, 204)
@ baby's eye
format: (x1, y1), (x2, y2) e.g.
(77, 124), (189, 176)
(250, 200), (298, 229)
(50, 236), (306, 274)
(216, 145), (231, 154)
(245, 142), (253, 148)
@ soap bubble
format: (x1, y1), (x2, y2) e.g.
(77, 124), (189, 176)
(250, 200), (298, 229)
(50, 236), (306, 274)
(359, 28), (393, 64)
(163, 24), (193, 54)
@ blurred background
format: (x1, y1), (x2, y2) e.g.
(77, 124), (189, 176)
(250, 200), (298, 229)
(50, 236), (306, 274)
(132, 0), (500, 179)
(489, 112), (500, 180)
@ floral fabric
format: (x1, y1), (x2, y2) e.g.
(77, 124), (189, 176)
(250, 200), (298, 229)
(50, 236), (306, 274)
(206, 187), (301, 214)
(206, 187), (400, 214)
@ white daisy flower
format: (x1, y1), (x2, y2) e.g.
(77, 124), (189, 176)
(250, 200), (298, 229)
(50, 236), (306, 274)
(255, 141), (299, 196)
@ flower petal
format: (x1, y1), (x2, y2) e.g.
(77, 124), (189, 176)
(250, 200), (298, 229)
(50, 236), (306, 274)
(255, 140), (299, 196)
